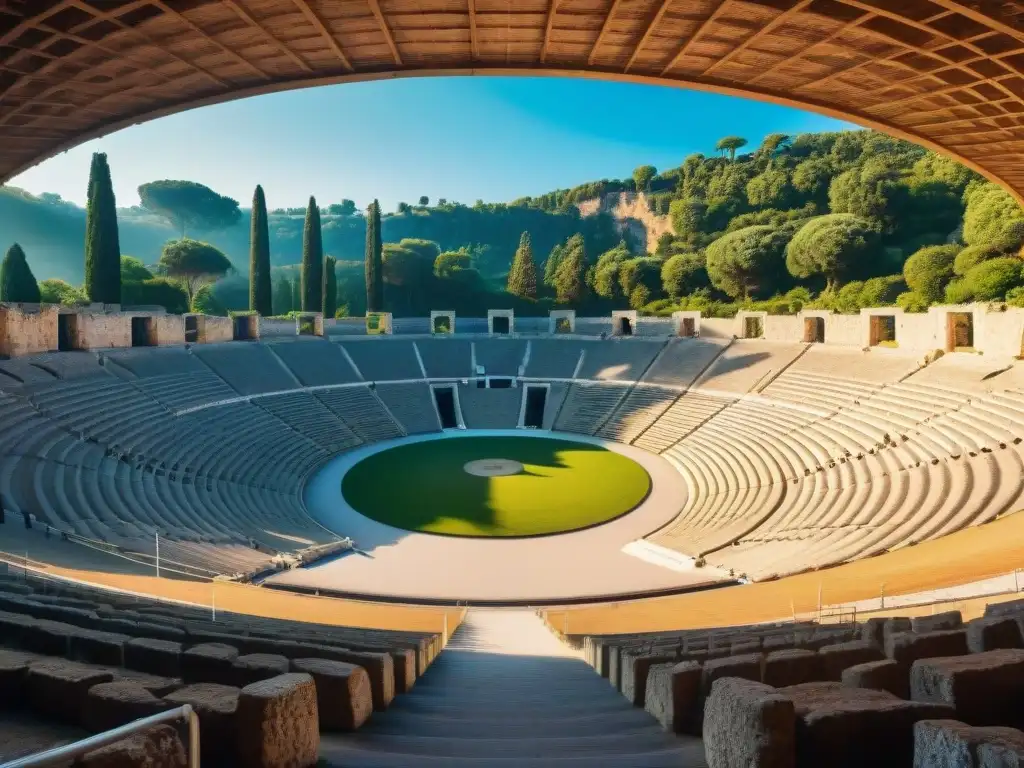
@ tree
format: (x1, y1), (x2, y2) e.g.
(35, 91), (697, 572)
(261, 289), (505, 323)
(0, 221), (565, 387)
(365, 200), (384, 312)
(137, 180), (241, 237)
(435, 248), (473, 278)
(301, 196), (324, 311)
(122, 278), (189, 314)
(962, 182), (1024, 252)
(330, 199), (357, 216)
(0, 243), (40, 302)
(249, 185), (272, 315)
(715, 136), (748, 161)
(120, 256), (153, 283)
(661, 252), (707, 299)
(617, 258), (660, 299)
(507, 231), (538, 299)
(543, 242), (566, 288)
(946, 257), (1024, 302)
(828, 162), (897, 222)
(291, 275), (301, 309)
(755, 133), (792, 165)
(396, 202), (411, 214)
(669, 198), (709, 244)
(554, 234), (587, 304)
(632, 165), (657, 193)
(902, 244), (959, 304)
(191, 283), (226, 315)
(953, 244), (1001, 276)
(418, 196), (430, 207)
(785, 214), (879, 289)
(85, 152), (121, 304)
(629, 283), (651, 310)
(705, 225), (791, 299)
(157, 238), (232, 305)
(40, 279), (88, 306)
(273, 272), (293, 315)
(746, 167), (791, 209)
(323, 255), (338, 317)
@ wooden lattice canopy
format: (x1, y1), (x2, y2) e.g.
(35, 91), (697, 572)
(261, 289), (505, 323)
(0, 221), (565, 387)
(2, 0), (1024, 199)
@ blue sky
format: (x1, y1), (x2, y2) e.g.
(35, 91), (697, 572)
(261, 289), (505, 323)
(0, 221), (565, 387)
(10, 76), (856, 212)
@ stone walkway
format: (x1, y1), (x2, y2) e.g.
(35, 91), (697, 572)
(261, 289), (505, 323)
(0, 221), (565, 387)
(320, 608), (707, 767)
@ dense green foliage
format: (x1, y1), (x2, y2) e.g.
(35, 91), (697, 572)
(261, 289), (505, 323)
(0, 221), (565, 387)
(301, 196), (324, 312)
(84, 153), (121, 305)
(0, 243), (40, 303)
(138, 180), (241, 237)
(507, 231), (538, 299)
(157, 238), (232, 306)
(7, 128), (1024, 317)
(323, 255), (338, 317)
(365, 200), (383, 312)
(249, 185), (272, 315)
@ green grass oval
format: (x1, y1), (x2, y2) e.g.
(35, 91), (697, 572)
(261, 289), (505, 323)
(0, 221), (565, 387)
(341, 436), (651, 537)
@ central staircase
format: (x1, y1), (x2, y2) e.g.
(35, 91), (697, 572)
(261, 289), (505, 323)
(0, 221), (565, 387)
(321, 608), (706, 766)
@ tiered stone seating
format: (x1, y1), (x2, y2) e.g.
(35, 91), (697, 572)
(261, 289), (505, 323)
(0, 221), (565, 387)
(267, 339), (362, 386)
(458, 386), (522, 429)
(375, 383), (442, 434)
(256, 392), (363, 453)
(553, 382), (631, 435)
(315, 386), (404, 442)
(416, 338), (472, 379)
(474, 339), (527, 376)
(191, 343), (299, 395)
(340, 340), (421, 381)
(523, 339), (585, 379)
(576, 339), (665, 381)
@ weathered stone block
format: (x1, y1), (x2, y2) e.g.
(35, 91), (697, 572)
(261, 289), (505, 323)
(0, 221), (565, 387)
(967, 617), (1023, 654)
(68, 630), (128, 667)
(887, 630), (969, 668)
(861, 618), (886, 649)
(841, 659), (909, 699)
(163, 683), (239, 764)
(236, 673), (318, 768)
(818, 640), (885, 681)
(911, 650), (1024, 729)
(643, 660), (701, 735)
(233, 654), (290, 688)
(181, 642), (238, 685)
(125, 638), (182, 678)
(75, 724), (186, 768)
(290, 657), (372, 732)
(781, 681), (954, 768)
(0, 648), (33, 706)
(109, 669), (181, 697)
(913, 719), (1024, 768)
(763, 650), (824, 688)
(84, 681), (172, 733)
(702, 653), (763, 700)
(26, 659), (113, 723)
(913, 612), (963, 634)
(884, 617), (912, 645)
(704, 678), (795, 768)
(621, 652), (675, 708)
(20, 619), (73, 656)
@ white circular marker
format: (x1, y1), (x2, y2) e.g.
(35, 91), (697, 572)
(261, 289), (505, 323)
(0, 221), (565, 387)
(463, 459), (524, 477)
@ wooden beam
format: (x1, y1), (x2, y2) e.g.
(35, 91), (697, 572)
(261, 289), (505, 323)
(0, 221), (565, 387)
(151, 0), (271, 80)
(468, 0), (479, 60)
(222, 0), (313, 73)
(588, 0), (628, 66)
(0, 0), (71, 46)
(366, 0), (402, 66)
(624, 0), (673, 73)
(291, 0), (354, 71)
(927, 0), (1024, 45)
(747, 13), (870, 85)
(540, 0), (560, 64)
(701, 0), (814, 78)
(660, 1), (733, 77)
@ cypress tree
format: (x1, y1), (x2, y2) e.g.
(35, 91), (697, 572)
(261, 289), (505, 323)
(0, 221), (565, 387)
(365, 199), (384, 312)
(249, 184), (272, 315)
(0, 243), (41, 303)
(507, 231), (538, 299)
(301, 196), (324, 312)
(291, 276), (300, 310)
(323, 255), (338, 318)
(555, 234), (587, 304)
(84, 152), (121, 304)
(273, 273), (291, 315)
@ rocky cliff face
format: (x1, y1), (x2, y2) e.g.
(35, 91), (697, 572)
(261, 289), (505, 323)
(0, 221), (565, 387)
(577, 192), (674, 253)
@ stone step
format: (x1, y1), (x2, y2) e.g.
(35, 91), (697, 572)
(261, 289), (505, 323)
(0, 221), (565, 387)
(362, 708), (660, 737)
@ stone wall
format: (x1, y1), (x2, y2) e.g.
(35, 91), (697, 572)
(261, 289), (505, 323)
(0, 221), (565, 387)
(0, 304), (58, 357)
(153, 315), (185, 346)
(764, 315), (801, 343)
(199, 316), (234, 343)
(72, 313), (132, 349)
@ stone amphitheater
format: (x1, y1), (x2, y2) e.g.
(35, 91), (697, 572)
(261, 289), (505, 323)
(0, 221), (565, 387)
(3, 303), (1024, 766)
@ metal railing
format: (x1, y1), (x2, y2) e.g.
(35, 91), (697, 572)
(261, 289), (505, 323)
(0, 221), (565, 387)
(1, 705), (200, 768)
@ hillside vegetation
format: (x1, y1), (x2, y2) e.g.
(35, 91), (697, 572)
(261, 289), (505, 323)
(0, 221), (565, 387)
(3, 128), (1024, 317)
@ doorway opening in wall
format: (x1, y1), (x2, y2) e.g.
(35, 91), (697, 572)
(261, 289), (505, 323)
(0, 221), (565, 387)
(554, 317), (572, 334)
(870, 315), (897, 347)
(233, 315), (252, 341)
(492, 316), (510, 335)
(616, 316), (633, 336)
(743, 316), (764, 339)
(433, 386), (458, 429)
(947, 312), (974, 352)
(432, 315), (452, 334)
(130, 317), (154, 347)
(804, 317), (825, 344)
(523, 385), (547, 428)
(297, 314), (316, 336)
(57, 314), (77, 352)
(184, 315), (198, 344)
(679, 317), (696, 337)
